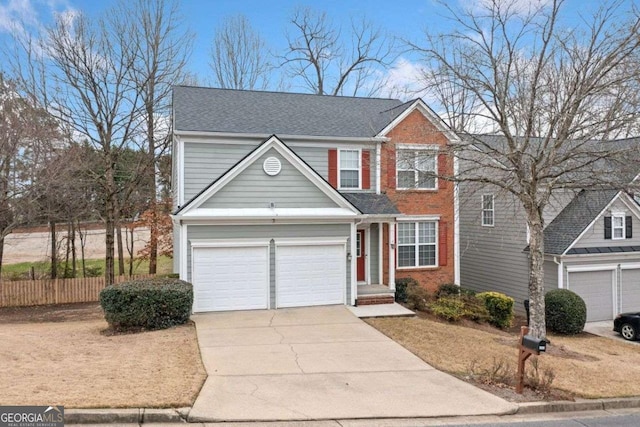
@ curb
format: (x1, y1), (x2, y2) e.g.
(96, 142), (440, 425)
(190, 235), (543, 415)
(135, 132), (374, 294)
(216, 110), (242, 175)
(516, 397), (640, 414)
(65, 408), (189, 424)
(63, 398), (640, 423)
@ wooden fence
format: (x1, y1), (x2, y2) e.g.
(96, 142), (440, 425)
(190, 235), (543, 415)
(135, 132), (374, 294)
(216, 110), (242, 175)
(0, 275), (155, 308)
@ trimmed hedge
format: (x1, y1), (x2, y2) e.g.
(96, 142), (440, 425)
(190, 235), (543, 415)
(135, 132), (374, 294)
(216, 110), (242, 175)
(100, 277), (193, 331)
(545, 289), (587, 335)
(477, 291), (514, 329)
(395, 277), (419, 303)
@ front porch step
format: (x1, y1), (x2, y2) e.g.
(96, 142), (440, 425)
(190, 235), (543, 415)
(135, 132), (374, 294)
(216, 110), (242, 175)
(356, 294), (395, 306)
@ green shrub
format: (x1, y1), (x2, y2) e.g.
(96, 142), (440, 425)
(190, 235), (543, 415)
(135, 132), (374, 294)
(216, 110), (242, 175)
(430, 296), (465, 321)
(461, 295), (491, 323)
(545, 289), (586, 335)
(100, 277), (193, 331)
(395, 277), (419, 303)
(405, 281), (430, 311)
(460, 287), (477, 297)
(435, 283), (460, 299)
(85, 266), (102, 277)
(477, 291), (514, 329)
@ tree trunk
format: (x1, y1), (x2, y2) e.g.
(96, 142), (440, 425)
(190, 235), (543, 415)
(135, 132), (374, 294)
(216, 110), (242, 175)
(527, 209), (547, 339)
(0, 234), (5, 278)
(78, 222), (87, 278)
(149, 200), (158, 274)
(104, 162), (116, 286)
(127, 225), (134, 277)
(116, 221), (125, 276)
(50, 220), (57, 279)
(147, 96), (158, 275)
(64, 222), (71, 278)
(71, 221), (77, 278)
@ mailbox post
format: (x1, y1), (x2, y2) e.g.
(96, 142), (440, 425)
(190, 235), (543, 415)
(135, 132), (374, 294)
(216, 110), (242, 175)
(516, 326), (546, 393)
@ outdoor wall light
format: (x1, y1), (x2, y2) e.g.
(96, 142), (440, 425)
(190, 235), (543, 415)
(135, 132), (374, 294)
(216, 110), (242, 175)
(347, 253), (352, 262)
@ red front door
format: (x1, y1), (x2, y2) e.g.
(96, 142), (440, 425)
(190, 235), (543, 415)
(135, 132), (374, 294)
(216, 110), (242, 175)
(357, 230), (365, 282)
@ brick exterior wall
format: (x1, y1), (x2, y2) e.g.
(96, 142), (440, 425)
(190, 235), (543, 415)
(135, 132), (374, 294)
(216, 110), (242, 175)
(381, 109), (456, 293)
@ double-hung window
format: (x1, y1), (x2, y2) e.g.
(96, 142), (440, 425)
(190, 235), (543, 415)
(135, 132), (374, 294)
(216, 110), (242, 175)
(339, 149), (360, 189)
(612, 214), (625, 239)
(397, 222), (437, 267)
(396, 150), (437, 190)
(482, 194), (494, 226)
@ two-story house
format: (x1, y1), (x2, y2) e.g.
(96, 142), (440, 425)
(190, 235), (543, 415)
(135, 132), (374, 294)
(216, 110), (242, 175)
(459, 137), (640, 322)
(171, 86), (459, 312)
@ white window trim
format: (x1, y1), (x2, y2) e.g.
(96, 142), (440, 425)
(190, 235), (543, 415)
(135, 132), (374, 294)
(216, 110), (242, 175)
(396, 149), (438, 191)
(338, 148), (362, 190)
(396, 221), (438, 269)
(482, 194), (494, 227)
(612, 212), (626, 240)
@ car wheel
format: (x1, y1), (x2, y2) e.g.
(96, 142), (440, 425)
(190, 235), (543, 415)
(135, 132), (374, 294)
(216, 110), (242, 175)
(620, 323), (637, 341)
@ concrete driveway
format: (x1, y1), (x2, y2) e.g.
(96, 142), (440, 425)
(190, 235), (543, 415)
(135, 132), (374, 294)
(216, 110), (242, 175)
(585, 321), (640, 346)
(189, 305), (516, 422)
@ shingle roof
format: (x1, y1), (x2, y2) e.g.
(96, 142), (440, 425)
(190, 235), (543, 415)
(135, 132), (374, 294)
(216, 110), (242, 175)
(340, 192), (400, 215)
(172, 86), (411, 137)
(543, 189), (619, 255)
(566, 246), (640, 255)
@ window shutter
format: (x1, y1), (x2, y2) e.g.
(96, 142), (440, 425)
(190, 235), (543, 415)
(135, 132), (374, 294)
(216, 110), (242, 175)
(328, 149), (338, 188)
(438, 221), (448, 266)
(626, 216), (633, 239)
(604, 216), (612, 239)
(362, 150), (371, 189)
(437, 153), (447, 190)
(387, 149), (396, 189)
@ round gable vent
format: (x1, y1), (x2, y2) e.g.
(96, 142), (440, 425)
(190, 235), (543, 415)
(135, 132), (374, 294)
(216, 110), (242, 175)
(263, 156), (282, 176)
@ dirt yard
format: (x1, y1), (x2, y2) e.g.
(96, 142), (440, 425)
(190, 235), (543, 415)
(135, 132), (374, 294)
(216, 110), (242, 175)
(367, 314), (640, 401)
(2, 227), (151, 264)
(0, 303), (207, 408)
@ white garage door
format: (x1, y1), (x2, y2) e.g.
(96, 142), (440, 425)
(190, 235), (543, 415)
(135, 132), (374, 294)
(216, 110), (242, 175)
(621, 268), (640, 313)
(276, 243), (345, 308)
(568, 270), (614, 322)
(192, 246), (269, 312)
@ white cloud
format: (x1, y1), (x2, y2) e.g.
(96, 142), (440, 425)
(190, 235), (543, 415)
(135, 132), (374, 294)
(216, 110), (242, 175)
(377, 57), (428, 101)
(0, 0), (77, 38)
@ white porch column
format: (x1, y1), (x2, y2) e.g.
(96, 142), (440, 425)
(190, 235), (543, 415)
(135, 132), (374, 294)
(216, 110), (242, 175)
(378, 222), (383, 285)
(388, 221), (395, 290)
(350, 221), (357, 305)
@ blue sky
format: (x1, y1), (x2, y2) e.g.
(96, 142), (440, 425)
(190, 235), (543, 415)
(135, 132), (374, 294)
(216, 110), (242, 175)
(0, 0), (626, 97)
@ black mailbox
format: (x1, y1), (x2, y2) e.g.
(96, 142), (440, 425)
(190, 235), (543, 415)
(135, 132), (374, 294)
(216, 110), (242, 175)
(522, 334), (546, 354)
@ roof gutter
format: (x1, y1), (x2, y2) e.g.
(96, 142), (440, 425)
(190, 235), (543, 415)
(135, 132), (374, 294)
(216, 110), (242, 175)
(174, 129), (388, 143)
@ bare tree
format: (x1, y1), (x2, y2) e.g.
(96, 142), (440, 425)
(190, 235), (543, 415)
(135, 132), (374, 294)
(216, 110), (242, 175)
(282, 7), (395, 96)
(412, 0), (640, 338)
(34, 11), (143, 286)
(210, 14), (271, 90)
(0, 74), (59, 275)
(125, 0), (192, 274)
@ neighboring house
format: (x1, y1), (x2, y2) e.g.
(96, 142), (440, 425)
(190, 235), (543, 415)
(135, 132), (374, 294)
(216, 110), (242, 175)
(171, 86), (459, 312)
(460, 143), (640, 322)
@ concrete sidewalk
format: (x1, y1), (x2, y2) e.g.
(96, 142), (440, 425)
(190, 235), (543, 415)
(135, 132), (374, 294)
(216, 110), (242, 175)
(189, 306), (517, 422)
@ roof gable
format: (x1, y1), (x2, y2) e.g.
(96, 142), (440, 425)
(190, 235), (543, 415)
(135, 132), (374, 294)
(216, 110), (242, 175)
(376, 99), (461, 142)
(542, 190), (640, 255)
(200, 147), (339, 210)
(174, 135), (360, 217)
(173, 86), (410, 138)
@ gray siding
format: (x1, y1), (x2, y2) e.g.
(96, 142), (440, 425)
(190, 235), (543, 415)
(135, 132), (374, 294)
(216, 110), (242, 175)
(201, 149), (337, 209)
(459, 183), (531, 309)
(186, 223), (352, 302)
(173, 226), (181, 274)
(183, 142), (255, 201)
(573, 198), (640, 248)
(369, 223), (380, 283)
(182, 142), (377, 202)
(543, 259), (559, 289)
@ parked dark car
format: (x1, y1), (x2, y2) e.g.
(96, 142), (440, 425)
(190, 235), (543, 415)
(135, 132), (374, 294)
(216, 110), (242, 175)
(613, 313), (640, 341)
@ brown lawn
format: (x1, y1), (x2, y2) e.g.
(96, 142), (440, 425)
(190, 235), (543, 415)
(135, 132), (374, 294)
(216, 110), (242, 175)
(0, 303), (207, 408)
(366, 315), (640, 399)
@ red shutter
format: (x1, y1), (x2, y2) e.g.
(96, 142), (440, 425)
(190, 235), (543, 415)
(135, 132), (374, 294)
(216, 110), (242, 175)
(438, 153), (447, 190)
(387, 149), (396, 189)
(362, 150), (371, 189)
(328, 149), (338, 188)
(438, 221), (448, 266)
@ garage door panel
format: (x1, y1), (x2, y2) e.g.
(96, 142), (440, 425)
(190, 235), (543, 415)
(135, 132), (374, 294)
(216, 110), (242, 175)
(568, 270), (614, 322)
(621, 269), (640, 313)
(193, 246), (269, 312)
(277, 244), (345, 308)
